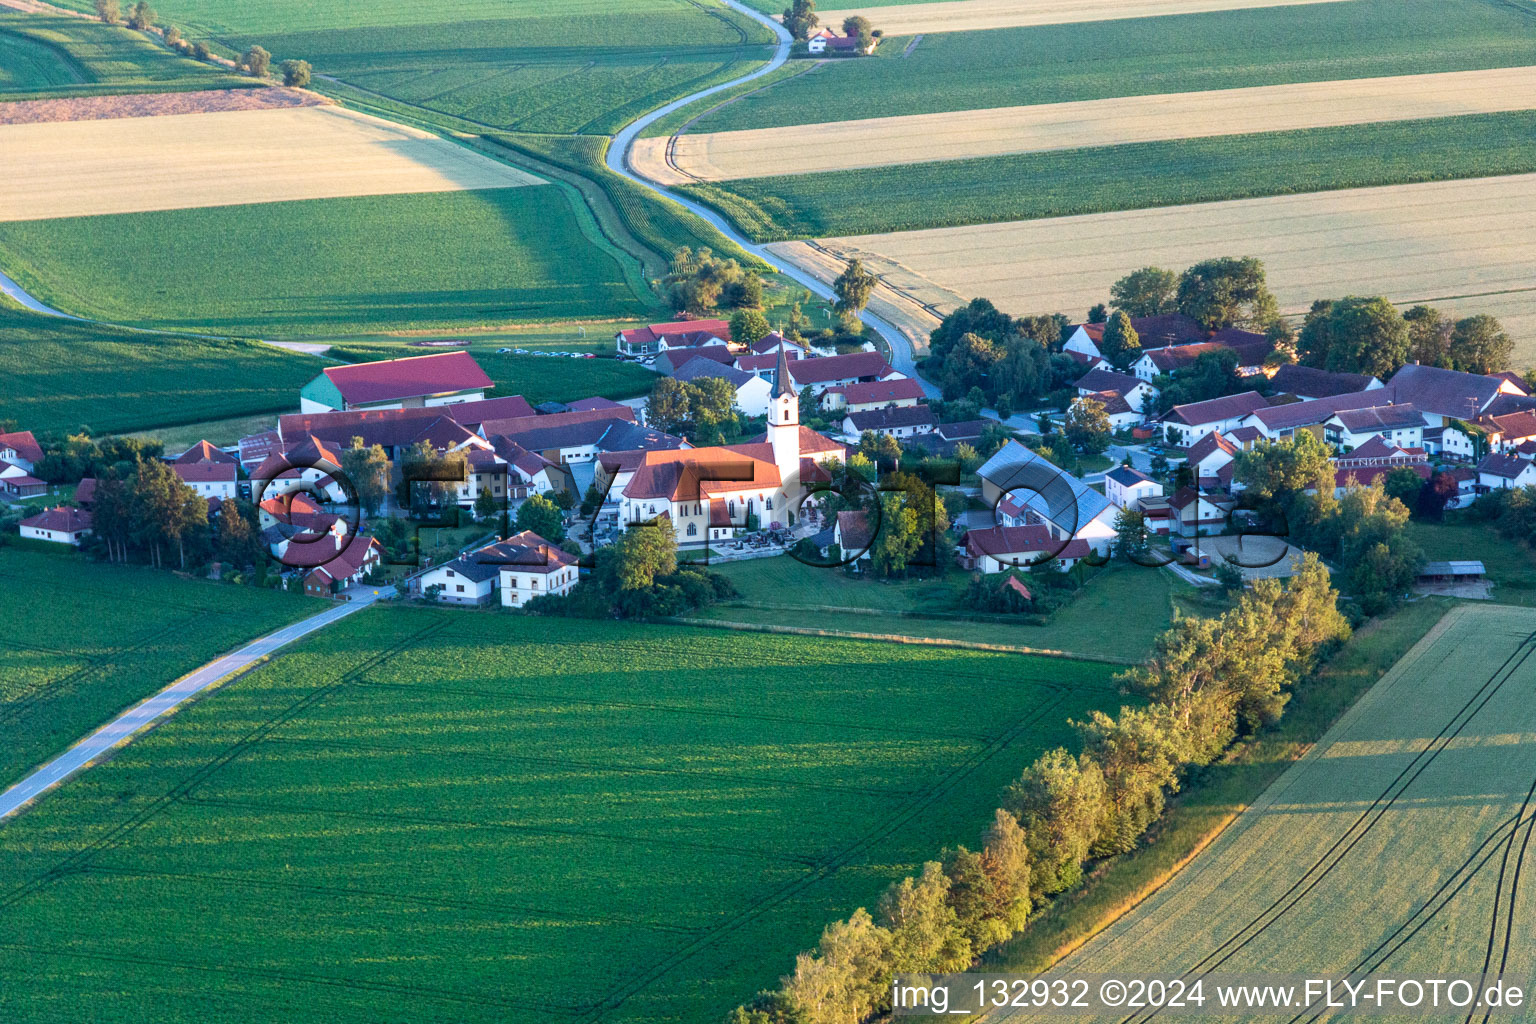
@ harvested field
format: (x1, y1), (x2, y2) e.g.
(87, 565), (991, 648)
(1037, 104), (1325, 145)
(815, 0), (1351, 35)
(1032, 605), (1536, 1016)
(644, 66), (1536, 183)
(0, 85), (320, 124)
(813, 174), (1536, 366)
(0, 104), (540, 221)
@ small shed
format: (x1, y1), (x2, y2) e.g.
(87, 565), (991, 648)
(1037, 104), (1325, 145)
(1416, 560), (1486, 584)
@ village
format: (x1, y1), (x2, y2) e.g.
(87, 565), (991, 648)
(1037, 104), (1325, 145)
(7, 308), (1535, 613)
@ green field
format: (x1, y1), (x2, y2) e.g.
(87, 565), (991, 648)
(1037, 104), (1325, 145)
(0, 547), (318, 790)
(0, 608), (1118, 1023)
(1050, 603), (1536, 1000)
(0, 303), (323, 436)
(1407, 517), (1536, 606)
(684, 110), (1536, 240)
(692, 0), (1536, 132)
(46, 0), (773, 134)
(0, 187), (657, 335)
(698, 559), (1188, 662)
(0, 14), (249, 97)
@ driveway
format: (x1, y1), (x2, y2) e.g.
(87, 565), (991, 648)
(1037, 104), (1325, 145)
(0, 586), (394, 821)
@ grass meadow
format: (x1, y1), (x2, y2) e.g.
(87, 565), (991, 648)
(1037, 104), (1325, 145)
(1407, 517), (1536, 606)
(0, 546), (318, 790)
(0, 187), (656, 334)
(0, 14), (249, 98)
(697, 559), (1188, 663)
(0, 303), (323, 436)
(0, 607), (1119, 1024)
(683, 110), (1536, 240)
(694, 0), (1536, 132)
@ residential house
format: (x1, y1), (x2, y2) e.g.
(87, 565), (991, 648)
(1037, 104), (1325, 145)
(497, 531), (579, 607)
(1074, 368), (1158, 412)
(1161, 391), (1270, 447)
(1385, 364), (1528, 426)
(656, 344), (734, 376)
(806, 27), (876, 53)
(237, 430), (282, 473)
(1186, 432), (1240, 491)
(1242, 390), (1390, 441)
(786, 352), (902, 396)
(174, 461), (239, 502)
(615, 318), (731, 358)
(19, 506), (91, 545)
(671, 356), (774, 417)
(0, 460), (46, 498)
(1477, 410), (1536, 454)
(300, 352), (492, 413)
(842, 403), (936, 440)
(1104, 465), (1162, 509)
(1270, 364), (1383, 401)
(833, 510), (874, 570)
(415, 547), (504, 606)
(961, 524), (1091, 573)
(0, 430), (43, 473)
(1168, 486), (1227, 538)
(1422, 423), (1477, 462)
(300, 536), (382, 597)
(977, 440), (1118, 555)
(822, 377), (927, 414)
(1074, 390), (1140, 431)
(1133, 337), (1270, 383)
(1477, 452), (1536, 491)
(1323, 404), (1427, 452)
(174, 440), (238, 465)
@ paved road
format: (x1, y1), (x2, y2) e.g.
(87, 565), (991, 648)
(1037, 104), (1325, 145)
(605, 1), (939, 395)
(0, 586), (393, 822)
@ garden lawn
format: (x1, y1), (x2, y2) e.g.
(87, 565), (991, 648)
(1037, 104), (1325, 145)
(1406, 517), (1536, 606)
(700, 560), (1180, 663)
(0, 303), (323, 436)
(0, 187), (656, 334)
(0, 608), (1119, 1024)
(684, 110), (1536, 240)
(0, 14), (249, 98)
(0, 546), (319, 790)
(693, 0), (1536, 132)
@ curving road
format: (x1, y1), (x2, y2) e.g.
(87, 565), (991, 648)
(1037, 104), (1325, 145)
(606, 1), (940, 395)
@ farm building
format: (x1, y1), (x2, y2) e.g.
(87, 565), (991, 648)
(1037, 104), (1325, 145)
(656, 344), (734, 376)
(174, 440), (238, 465)
(18, 506), (92, 545)
(1244, 389), (1397, 441)
(1416, 561), (1486, 584)
(300, 352), (493, 413)
(614, 319), (730, 357)
(1133, 337), (1270, 382)
(842, 403), (936, 440)
(1162, 391), (1269, 447)
(822, 377), (926, 413)
(1062, 314), (1205, 362)
(806, 27), (876, 54)
(1270, 364), (1383, 400)
(0, 459), (46, 498)
(960, 524), (1091, 573)
(1384, 364), (1529, 425)
(1477, 410), (1536, 453)
(978, 440), (1118, 555)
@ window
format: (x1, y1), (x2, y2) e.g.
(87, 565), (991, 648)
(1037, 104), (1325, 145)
(687, 522), (697, 537)
(455, 584), (464, 593)
(446, 570), (455, 577)
(765, 497), (773, 510)
(531, 578), (539, 589)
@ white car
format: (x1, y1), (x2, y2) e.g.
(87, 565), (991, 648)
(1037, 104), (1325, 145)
(495, 347), (512, 354)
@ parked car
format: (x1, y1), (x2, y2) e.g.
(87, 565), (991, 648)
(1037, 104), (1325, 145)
(495, 347), (512, 354)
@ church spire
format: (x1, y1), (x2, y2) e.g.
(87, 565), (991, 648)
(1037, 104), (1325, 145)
(772, 336), (794, 398)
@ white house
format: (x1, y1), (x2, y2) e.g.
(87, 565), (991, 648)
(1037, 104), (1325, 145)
(823, 377), (927, 414)
(0, 460), (46, 498)
(962, 524), (1092, 573)
(416, 549), (503, 607)
(842, 404), (936, 440)
(615, 318), (731, 357)
(498, 531), (579, 607)
(0, 430), (44, 473)
(672, 356), (774, 418)
(1161, 391), (1269, 447)
(1386, 363), (1528, 426)
(1073, 391), (1140, 431)
(978, 440), (1118, 555)
(1422, 424), (1477, 462)
(1168, 486), (1227, 538)
(1103, 465), (1162, 509)
(173, 461), (239, 502)
(1185, 431), (1241, 491)
(1074, 368), (1158, 412)
(1478, 410), (1536, 453)
(1477, 452), (1536, 491)
(1323, 404), (1427, 452)
(19, 506), (92, 545)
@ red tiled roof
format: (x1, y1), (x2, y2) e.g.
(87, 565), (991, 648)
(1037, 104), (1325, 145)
(743, 425), (845, 455)
(174, 440), (238, 465)
(174, 462), (238, 484)
(21, 506), (92, 534)
(322, 351), (492, 405)
(787, 352), (895, 386)
(964, 524), (1090, 562)
(304, 536), (381, 581)
(1166, 391), (1269, 427)
(0, 430), (43, 464)
(1480, 410), (1536, 440)
(837, 378), (926, 405)
(1335, 464), (1430, 489)
(74, 477), (96, 505)
(622, 446), (780, 502)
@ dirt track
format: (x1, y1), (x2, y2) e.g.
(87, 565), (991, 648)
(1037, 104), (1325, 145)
(816, 174), (1536, 365)
(0, 88), (322, 125)
(0, 104), (542, 221)
(814, 0), (1353, 35)
(641, 66), (1536, 182)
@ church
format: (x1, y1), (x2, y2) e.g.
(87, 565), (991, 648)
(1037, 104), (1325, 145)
(600, 344), (846, 547)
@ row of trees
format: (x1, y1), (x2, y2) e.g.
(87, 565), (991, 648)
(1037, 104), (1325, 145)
(528, 516), (736, 618)
(730, 559), (1349, 1023)
(92, 1), (311, 85)
(86, 458), (267, 571)
(35, 432), (163, 483)
(1298, 299), (1514, 378)
(1106, 257), (1284, 333)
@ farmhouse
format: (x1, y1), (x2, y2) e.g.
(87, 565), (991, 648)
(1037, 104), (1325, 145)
(842, 403), (936, 440)
(1161, 391), (1269, 447)
(300, 536), (382, 598)
(1421, 423), (1477, 461)
(1385, 364), (1528, 425)
(671, 356), (773, 417)
(1323, 404), (1426, 451)
(173, 461), (239, 501)
(823, 377), (927, 413)
(1063, 314), (1205, 361)
(1104, 465), (1162, 509)
(1133, 337), (1270, 382)
(787, 352), (902, 396)
(174, 440), (238, 465)
(0, 430), (43, 472)
(806, 27), (876, 54)
(1476, 410), (1536, 453)
(19, 506), (92, 545)
(1242, 390), (1389, 440)
(978, 440), (1117, 554)
(1477, 452), (1536, 491)
(300, 351), (493, 413)
(656, 344), (734, 376)
(1270, 364), (1383, 400)
(1074, 368), (1157, 412)
(961, 524), (1091, 573)
(615, 318), (731, 357)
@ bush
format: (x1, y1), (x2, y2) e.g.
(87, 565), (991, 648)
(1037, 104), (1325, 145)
(280, 59), (312, 88)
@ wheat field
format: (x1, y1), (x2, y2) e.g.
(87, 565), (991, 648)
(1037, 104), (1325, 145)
(812, 174), (1536, 364)
(813, 0), (1353, 36)
(639, 66), (1536, 183)
(0, 104), (541, 221)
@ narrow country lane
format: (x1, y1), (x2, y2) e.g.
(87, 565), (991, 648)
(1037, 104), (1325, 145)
(0, 586), (394, 822)
(606, 1), (941, 396)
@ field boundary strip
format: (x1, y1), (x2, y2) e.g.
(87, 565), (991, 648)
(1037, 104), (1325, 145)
(811, 0), (1357, 35)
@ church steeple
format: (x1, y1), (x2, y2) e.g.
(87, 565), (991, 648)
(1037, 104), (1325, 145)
(772, 336), (795, 399)
(769, 337), (800, 487)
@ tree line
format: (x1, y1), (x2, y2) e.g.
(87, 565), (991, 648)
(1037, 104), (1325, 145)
(728, 558), (1349, 1024)
(92, 1), (312, 85)
(86, 458), (266, 572)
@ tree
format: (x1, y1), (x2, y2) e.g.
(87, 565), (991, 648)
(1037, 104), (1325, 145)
(782, 0), (818, 40)
(1111, 266), (1178, 316)
(1382, 466), (1427, 508)
(943, 810), (1033, 951)
(1176, 256), (1278, 331)
(878, 861), (971, 973)
(1404, 305), (1453, 368)
(515, 492), (565, 542)
(724, 271), (764, 309)
(778, 908), (888, 1024)
(1004, 748), (1106, 896)
(163, 24), (182, 46)
(94, 0), (120, 23)
(215, 498), (263, 568)
(1449, 314), (1513, 374)
(474, 487), (499, 522)
(870, 491), (920, 577)
(798, 384), (819, 423)
(338, 437), (390, 516)
(281, 59), (312, 87)
(126, 0), (154, 28)
(1415, 470), (1459, 522)
(941, 331), (1003, 400)
(663, 247), (756, 314)
(242, 44), (271, 78)
(1076, 705), (1184, 855)
(1099, 310), (1141, 369)
(1112, 507), (1149, 559)
(191, 40), (211, 61)
(1086, 303), (1108, 324)
(832, 259), (878, 322)
(1064, 398), (1111, 454)
(841, 14), (871, 36)
(646, 376), (692, 434)
(1232, 432), (1335, 529)
(1297, 296), (1409, 378)
(729, 307), (771, 347)
(612, 517), (678, 590)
